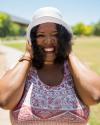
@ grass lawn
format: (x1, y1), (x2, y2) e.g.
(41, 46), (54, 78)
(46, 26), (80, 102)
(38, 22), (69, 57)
(0, 40), (26, 52)
(73, 36), (100, 75)
(1, 36), (100, 125)
(72, 36), (100, 125)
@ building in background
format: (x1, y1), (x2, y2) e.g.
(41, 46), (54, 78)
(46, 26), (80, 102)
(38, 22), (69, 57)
(0, 11), (30, 37)
(10, 15), (30, 28)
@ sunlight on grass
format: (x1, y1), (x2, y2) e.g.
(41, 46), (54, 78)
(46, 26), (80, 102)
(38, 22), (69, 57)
(1, 41), (26, 52)
(73, 36), (100, 75)
(89, 104), (100, 125)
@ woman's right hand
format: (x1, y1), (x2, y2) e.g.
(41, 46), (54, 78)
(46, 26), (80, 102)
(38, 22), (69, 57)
(24, 41), (33, 60)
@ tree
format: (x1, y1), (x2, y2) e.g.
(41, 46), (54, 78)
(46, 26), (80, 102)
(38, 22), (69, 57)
(9, 23), (21, 36)
(93, 21), (100, 36)
(72, 23), (93, 36)
(84, 25), (93, 36)
(0, 12), (11, 37)
(72, 23), (85, 36)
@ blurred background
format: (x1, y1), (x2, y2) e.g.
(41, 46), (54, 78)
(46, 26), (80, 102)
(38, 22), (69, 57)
(0, 0), (100, 125)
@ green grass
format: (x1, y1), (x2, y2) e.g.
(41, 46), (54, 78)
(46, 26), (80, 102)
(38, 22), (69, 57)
(89, 104), (100, 125)
(1, 36), (100, 125)
(73, 36), (100, 125)
(73, 36), (100, 75)
(0, 40), (26, 52)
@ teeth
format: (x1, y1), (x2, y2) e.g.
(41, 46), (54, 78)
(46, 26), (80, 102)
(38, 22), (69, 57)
(44, 48), (54, 52)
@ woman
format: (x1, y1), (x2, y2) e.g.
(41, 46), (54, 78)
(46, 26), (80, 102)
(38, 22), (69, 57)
(0, 7), (100, 125)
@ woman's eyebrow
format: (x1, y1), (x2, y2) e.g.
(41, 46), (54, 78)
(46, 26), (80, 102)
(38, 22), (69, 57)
(37, 31), (58, 35)
(37, 32), (44, 33)
(52, 31), (58, 33)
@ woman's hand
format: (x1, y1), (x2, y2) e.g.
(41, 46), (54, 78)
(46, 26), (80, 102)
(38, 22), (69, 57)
(24, 41), (33, 60)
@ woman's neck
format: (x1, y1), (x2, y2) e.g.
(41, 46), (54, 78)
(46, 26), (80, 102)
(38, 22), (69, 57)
(39, 63), (64, 72)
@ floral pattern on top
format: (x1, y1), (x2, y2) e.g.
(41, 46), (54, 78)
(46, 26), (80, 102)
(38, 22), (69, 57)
(10, 61), (89, 125)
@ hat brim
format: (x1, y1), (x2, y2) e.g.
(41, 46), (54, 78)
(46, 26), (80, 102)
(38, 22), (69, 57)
(27, 16), (73, 42)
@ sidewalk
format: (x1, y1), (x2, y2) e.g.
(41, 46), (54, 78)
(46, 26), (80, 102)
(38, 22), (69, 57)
(0, 45), (23, 125)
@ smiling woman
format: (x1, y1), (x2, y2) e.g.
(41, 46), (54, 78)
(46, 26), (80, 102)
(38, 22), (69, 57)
(0, 7), (100, 125)
(33, 23), (58, 65)
(30, 22), (72, 69)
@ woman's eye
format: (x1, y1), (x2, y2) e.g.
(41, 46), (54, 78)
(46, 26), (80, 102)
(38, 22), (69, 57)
(36, 34), (44, 38)
(52, 34), (58, 37)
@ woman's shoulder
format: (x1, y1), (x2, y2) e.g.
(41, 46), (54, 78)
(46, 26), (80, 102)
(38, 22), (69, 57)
(64, 60), (70, 71)
(29, 66), (36, 73)
(64, 60), (73, 77)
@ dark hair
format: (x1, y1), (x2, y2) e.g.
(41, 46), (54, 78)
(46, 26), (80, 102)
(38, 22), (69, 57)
(30, 23), (72, 69)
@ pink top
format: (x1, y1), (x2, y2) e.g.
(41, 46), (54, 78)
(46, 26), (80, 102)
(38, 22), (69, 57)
(10, 61), (89, 125)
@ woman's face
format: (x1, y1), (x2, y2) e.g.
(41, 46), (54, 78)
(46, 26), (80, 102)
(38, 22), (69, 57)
(36, 23), (58, 64)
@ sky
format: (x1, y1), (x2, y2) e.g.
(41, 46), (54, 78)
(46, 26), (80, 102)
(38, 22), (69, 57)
(0, 0), (100, 26)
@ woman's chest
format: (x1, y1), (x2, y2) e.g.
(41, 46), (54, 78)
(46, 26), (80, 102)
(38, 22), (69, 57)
(11, 80), (89, 124)
(21, 78), (83, 111)
(10, 70), (89, 124)
(37, 66), (64, 86)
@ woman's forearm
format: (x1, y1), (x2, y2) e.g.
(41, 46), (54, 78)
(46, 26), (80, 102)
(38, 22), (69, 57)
(0, 60), (31, 109)
(68, 53), (100, 106)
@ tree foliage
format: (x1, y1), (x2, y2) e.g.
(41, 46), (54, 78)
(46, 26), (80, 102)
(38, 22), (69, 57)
(0, 12), (26, 37)
(93, 21), (100, 36)
(10, 23), (21, 36)
(72, 23), (85, 36)
(72, 22), (93, 36)
(84, 25), (93, 36)
(0, 12), (11, 37)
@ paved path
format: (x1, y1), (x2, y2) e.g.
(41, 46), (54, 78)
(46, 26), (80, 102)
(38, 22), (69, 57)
(0, 45), (23, 125)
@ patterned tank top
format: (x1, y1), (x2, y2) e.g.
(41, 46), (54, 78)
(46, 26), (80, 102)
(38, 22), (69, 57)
(10, 61), (89, 125)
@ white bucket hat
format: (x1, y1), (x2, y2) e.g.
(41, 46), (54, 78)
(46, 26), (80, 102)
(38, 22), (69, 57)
(27, 7), (73, 42)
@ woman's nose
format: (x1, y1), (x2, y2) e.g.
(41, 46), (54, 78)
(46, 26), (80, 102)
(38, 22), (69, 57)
(44, 36), (52, 44)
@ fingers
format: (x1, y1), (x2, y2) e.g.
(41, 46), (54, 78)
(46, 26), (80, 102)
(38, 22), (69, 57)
(27, 40), (32, 46)
(26, 41), (32, 50)
(26, 41), (31, 48)
(24, 41), (33, 59)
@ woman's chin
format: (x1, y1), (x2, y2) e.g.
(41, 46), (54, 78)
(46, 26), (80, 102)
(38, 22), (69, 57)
(44, 52), (56, 64)
(44, 58), (55, 65)
(44, 61), (54, 65)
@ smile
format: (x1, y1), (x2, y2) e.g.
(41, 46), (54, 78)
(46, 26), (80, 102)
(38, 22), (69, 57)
(44, 47), (55, 52)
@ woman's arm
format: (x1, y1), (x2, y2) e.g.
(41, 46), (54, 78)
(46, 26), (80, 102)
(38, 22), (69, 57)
(0, 41), (33, 110)
(68, 52), (100, 106)
(0, 60), (31, 109)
